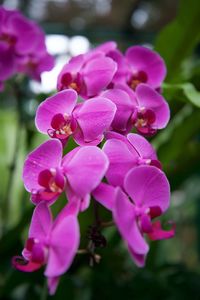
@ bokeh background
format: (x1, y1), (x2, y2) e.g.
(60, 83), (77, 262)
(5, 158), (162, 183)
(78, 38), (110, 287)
(1, 0), (200, 299)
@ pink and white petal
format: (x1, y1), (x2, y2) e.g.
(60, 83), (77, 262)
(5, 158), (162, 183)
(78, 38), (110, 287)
(127, 133), (157, 160)
(124, 166), (170, 212)
(113, 188), (149, 255)
(125, 46), (166, 88)
(29, 202), (52, 240)
(82, 57), (117, 96)
(103, 139), (138, 187)
(45, 216), (80, 277)
(101, 89), (133, 132)
(35, 89), (77, 134)
(75, 97), (116, 143)
(23, 140), (63, 192)
(65, 146), (108, 198)
(136, 84), (170, 129)
(92, 182), (117, 211)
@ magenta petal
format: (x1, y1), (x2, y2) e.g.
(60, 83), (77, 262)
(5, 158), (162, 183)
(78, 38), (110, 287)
(128, 246), (146, 268)
(74, 96), (116, 145)
(64, 146), (109, 198)
(12, 256), (42, 272)
(113, 188), (149, 255)
(57, 54), (84, 91)
(101, 89), (133, 133)
(35, 89), (77, 134)
(29, 202), (52, 240)
(135, 84), (170, 129)
(124, 166), (170, 213)
(82, 57), (117, 96)
(23, 140), (63, 192)
(127, 133), (158, 161)
(47, 277), (60, 295)
(148, 221), (175, 241)
(125, 46), (166, 88)
(92, 182), (117, 210)
(103, 138), (138, 187)
(93, 41), (117, 54)
(45, 216), (80, 277)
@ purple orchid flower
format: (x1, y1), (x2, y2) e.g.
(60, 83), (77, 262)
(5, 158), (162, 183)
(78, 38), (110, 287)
(113, 166), (175, 267)
(111, 45), (166, 92)
(103, 132), (161, 187)
(35, 89), (116, 146)
(57, 49), (117, 98)
(13, 201), (80, 295)
(23, 139), (109, 210)
(102, 84), (170, 136)
(0, 6), (54, 88)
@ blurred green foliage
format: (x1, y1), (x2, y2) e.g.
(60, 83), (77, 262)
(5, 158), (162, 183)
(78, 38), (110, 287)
(1, 0), (200, 299)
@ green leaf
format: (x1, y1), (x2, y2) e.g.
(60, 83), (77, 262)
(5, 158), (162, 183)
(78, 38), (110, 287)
(163, 83), (200, 107)
(155, 0), (200, 81)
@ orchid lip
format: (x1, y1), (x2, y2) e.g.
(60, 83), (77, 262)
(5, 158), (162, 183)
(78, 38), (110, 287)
(127, 71), (148, 90)
(48, 113), (77, 140)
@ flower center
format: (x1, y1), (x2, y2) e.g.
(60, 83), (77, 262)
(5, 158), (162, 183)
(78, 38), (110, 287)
(60, 72), (82, 93)
(25, 238), (48, 264)
(0, 33), (16, 46)
(127, 71), (148, 90)
(132, 108), (157, 136)
(31, 168), (65, 202)
(48, 113), (76, 140)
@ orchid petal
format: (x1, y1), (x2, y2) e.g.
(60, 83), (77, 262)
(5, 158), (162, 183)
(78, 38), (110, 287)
(45, 216), (80, 277)
(92, 182), (117, 210)
(23, 140), (63, 192)
(74, 97), (116, 145)
(35, 89), (77, 134)
(29, 202), (52, 240)
(82, 57), (117, 97)
(63, 146), (109, 198)
(103, 138), (138, 187)
(125, 46), (166, 88)
(124, 166), (170, 212)
(135, 84), (170, 129)
(113, 188), (149, 255)
(101, 89), (133, 133)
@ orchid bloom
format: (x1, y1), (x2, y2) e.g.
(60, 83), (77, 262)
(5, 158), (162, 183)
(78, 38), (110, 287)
(103, 132), (161, 187)
(35, 89), (116, 146)
(13, 202), (80, 295)
(102, 84), (170, 136)
(0, 6), (54, 89)
(111, 45), (166, 91)
(23, 139), (109, 210)
(113, 166), (175, 267)
(57, 48), (117, 98)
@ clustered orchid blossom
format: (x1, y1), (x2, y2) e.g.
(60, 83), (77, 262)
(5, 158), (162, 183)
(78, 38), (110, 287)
(0, 6), (54, 91)
(13, 38), (175, 295)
